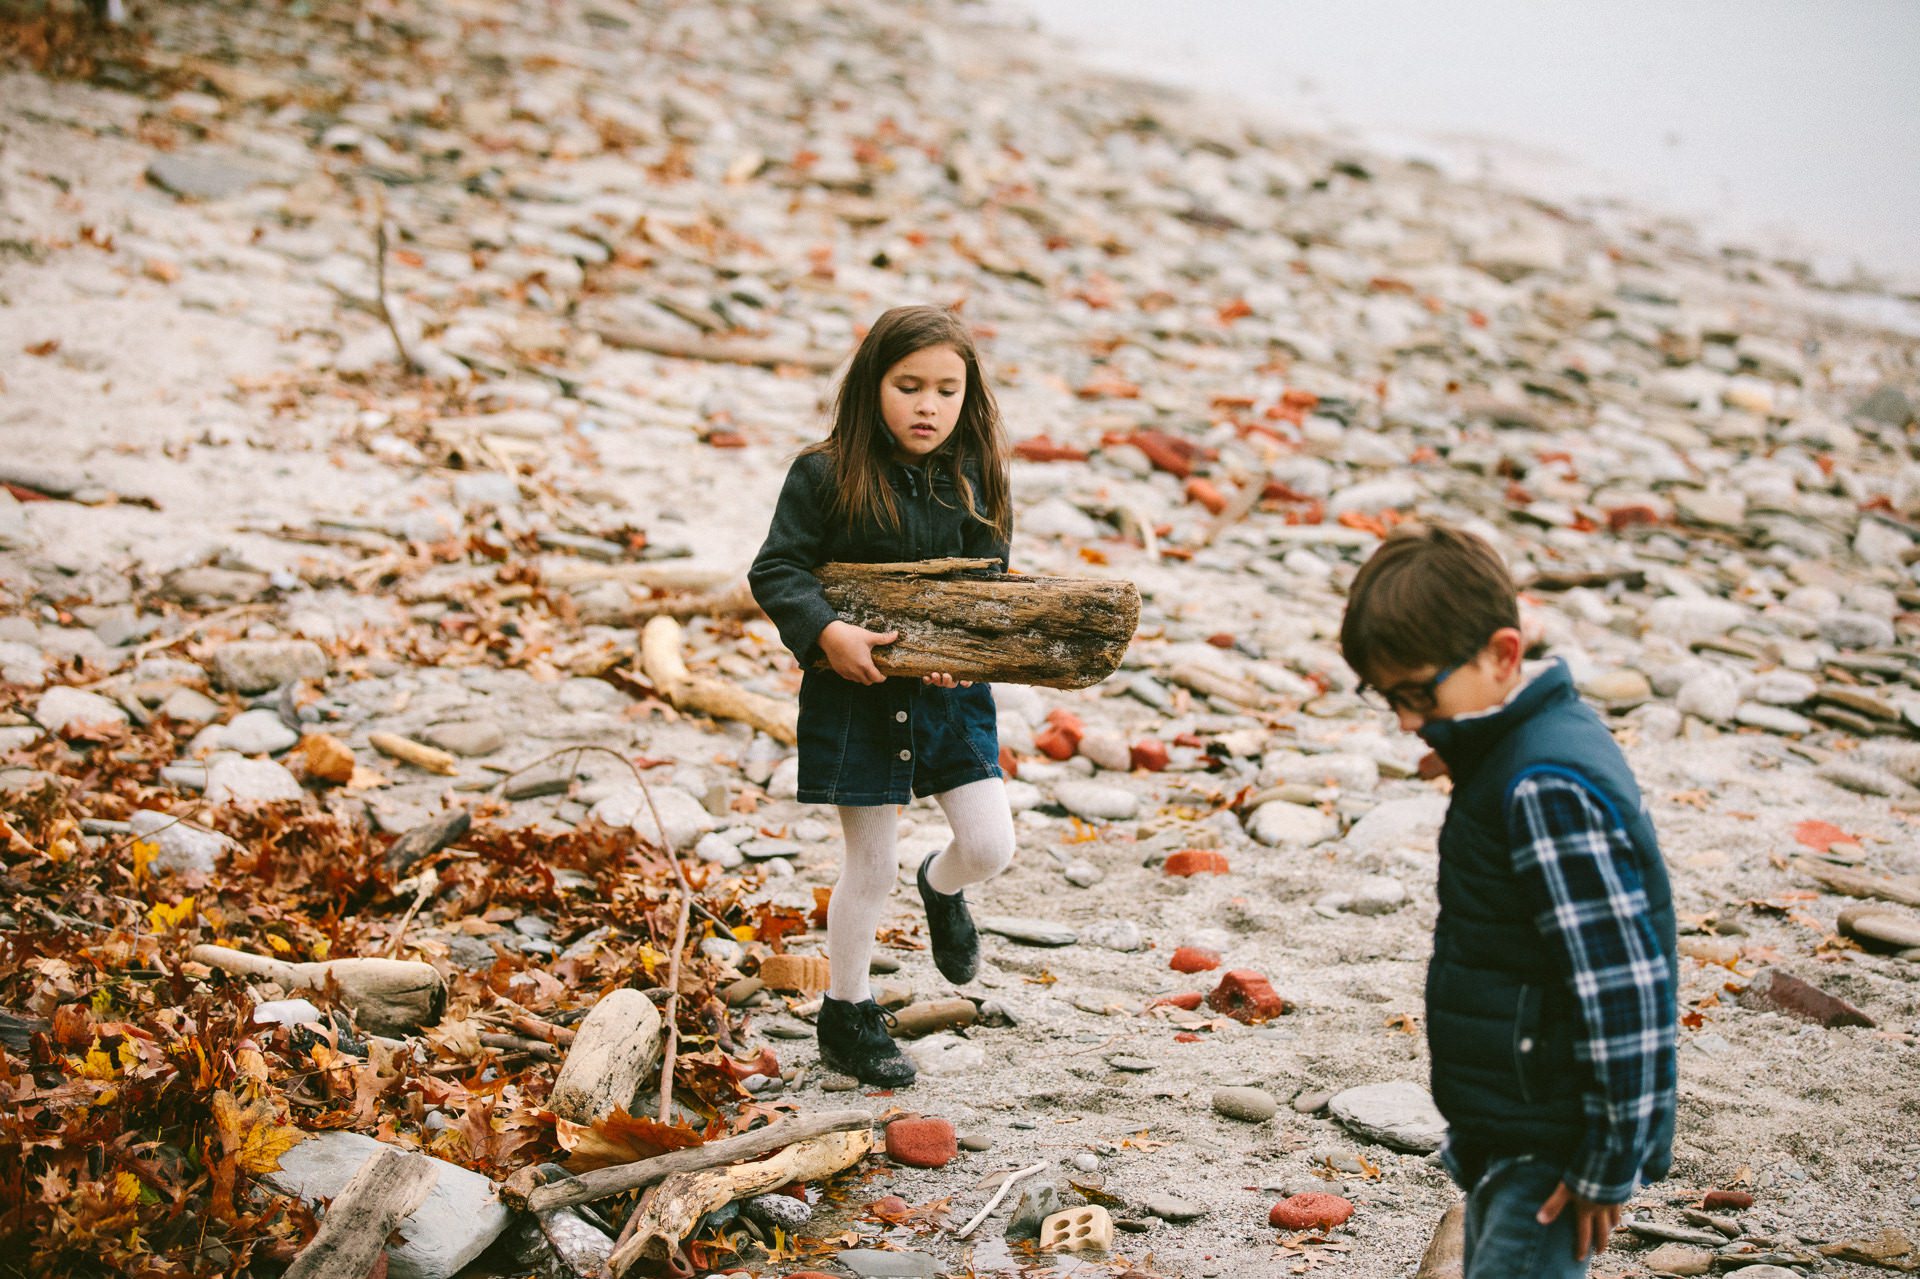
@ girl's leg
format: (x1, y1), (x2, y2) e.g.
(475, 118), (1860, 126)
(924, 778), (1016, 893)
(828, 804), (901, 1003)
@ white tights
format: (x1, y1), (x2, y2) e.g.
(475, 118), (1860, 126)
(827, 778), (1015, 1002)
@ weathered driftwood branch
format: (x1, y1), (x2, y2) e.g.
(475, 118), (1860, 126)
(383, 809), (470, 879)
(608, 1129), (872, 1274)
(1168, 662), (1279, 709)
(282, 1146), (437, 1279)
(542, 559), (737, 593)
(1797, 858), (1920, 909)
(621, 579), (761, 623)
(514, 1109), (874, 1214)
(1415, 1202), (1466, 1279)
(592, 323), (843, 373)
(814, 558), (1139, 690)
(190, 945), (446, 1035)
(369, 732), (459, 776)
(640, 616), (797, 744)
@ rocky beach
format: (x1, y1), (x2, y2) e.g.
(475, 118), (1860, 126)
(2, 1), (1918, 1276)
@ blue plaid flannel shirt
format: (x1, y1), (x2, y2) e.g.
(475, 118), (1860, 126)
(1505, 772), (1677, 1204)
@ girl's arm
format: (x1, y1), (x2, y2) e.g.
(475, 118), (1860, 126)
(749, 460), (841, 667)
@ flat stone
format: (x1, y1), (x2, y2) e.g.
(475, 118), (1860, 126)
(1212, 1086), (1278, 1122)
(35, 686), (129, 736)
(1054, 780), (1139, 822)
(1348, 875), (1408, 915)
(1007, 1181), (1066, 1240)
(209, 640), (329, 693)
(742, 1191), (811, 1231)
(1343, 795), (1447, 853)
(146, 150), (277, 200)
(1107, 1054), (1155, 1073)
(1143, 1195), (1208, 1222)
(1328, 1081), (1448, 1153)
(1082, 919), (1145, 952)
(1676, 668), (1741, 722)
(589, 785), (714, 849)
(1641, 597), (1747, 644)
(1816, 760), (1906, 796)
(1735, 968), (1875, 1028)
(1248, 800), (1333, 848)
(1643, 1242), (1714, 1275)
(980, 917), (1077, 947)
(264, 1131), (511, 1279)
(159, 566), (271, 604)
(204, 756), (303, 804)
(1579, 669), (1653, 706)
(835, 1248), (940, 1278)
(159, 687), (223, 723)
(217, 708), (299, 755)
(130, 808), (238, 876)
(1076, 730), (1133, 772)
(422, 720), (507, 756)
(1734, 703), (1813, 735)
(1820, 611), (1896, 650)
(1751, 671), (1818, 705)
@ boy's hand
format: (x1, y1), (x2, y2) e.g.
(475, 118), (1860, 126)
(920, 672), (972, 688)
(1536, 1181), (1621, 1260)
(820, 620), (897, 685)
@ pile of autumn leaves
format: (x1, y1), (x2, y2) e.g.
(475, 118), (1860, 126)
(0, 715), (771, 1278)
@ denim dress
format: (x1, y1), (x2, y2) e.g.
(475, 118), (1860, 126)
(749, 451), (1007, 807)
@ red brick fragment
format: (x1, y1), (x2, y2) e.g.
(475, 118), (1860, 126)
(1150, 992), (1204, 1011)
(1605, 503), (1661, 532)
(1702, 1189), (1754, 1211)
(884, 1117), (958, 1168)
(1130, 739), (1168, 772)
(1185, 477), (1229, 515)
(1208, 970), (1291, 1024)
(1164, 849), (1230, 877)
(998, 744), (1019, 778)
(1735, 968), (1875, 1029)
(1035, 708), (1084, 761)
(1013, 435), (1090, 463)
(1169, 946), (1222, 973)
(1173, 1032), (1202, 1043)
(1269, 1193), (1353, 1231)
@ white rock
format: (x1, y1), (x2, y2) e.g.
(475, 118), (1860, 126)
(1675, 668), (1741, 722)
(250, 998), (325, 1028)
(217, 708), (299, 755)
(1266, 751), (1378, 792)
(1819, 611), (1895, 650)
(1076, 730), (1133, 772)
(1082, 919), (1146, 952)
(264, 1132), (511, 1279)
(160, 687), (222, 723)
(1248, 801), (1333, 848)
(591, 785), (714, 849)
(906, 1032), (987, 1076)
(205, 757), (303, 804)
(768, 756), (800, 800)
(1344, 795), (1448, 854)
(1348, 875), (1409, 916)
(1641, 597), (1747, 644)
(1054, 780), (1138, 822)
(1004, 779), (1043, 811)
(694, 833), (743, 867)
(130, 808), (239, 876)
(1328, 1080), (1448, 1153)
(1750, 671), (1818, 704)
(209, 640), (329, 693)
(1328, 478), (1419, 517)
(1022, 496), (1102, 540)
(1735, 703), (1813, 735)
(1855, 519), (1914, 568)
(34, 686), (129, 735)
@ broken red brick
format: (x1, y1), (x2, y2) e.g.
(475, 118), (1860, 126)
(1013, 435), (1090, 463)
(1164, 849), (1230, 877)
(1034, 708), (1085, 761)
(1169, 946), (1222, 974)
(1130, 739), (1169, 772)
(1703, 1190), (1754, 1211)
(1208, 970), (1290, 1024)
(884, 1116), (958, 1168)
(1150, 992), (1204, 1011)
(1185, 477), (1229, 514)
(1735, 968), (1875, 1029)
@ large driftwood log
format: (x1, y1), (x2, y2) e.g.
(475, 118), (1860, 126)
(190, 945), (446, 1035)
(282, 1146), (438, 1279)
(608, 1129), (872, 1274)
(640, 616), (797, 744)
(815, 558), (1139, 690)
(515, 1109), (874, 1213)
(546, 988), (664, 1124)
(1414, 1202), (1465, 1279)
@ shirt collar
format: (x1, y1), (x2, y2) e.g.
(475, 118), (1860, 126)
(1418, 658), (1575, 781)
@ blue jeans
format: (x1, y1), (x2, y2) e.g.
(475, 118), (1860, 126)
(1463, 1156), (1589, 1279)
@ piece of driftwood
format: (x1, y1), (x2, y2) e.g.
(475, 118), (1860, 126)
(640, 616), (797, 745)
(1415, 1202), (1465, 1279)
(608, 1129), (872, 1274)
(1797, 858), (1920, 909)
(382, 809), (470, 879)
(954, 1160), (1048, 1239)
(542, 559), (736, 593)
(515, 1109), (874, 1214)
(282, 1146), (438, 1279)
(1838, 904), (1920, 954)
(1167, 662), (1278, 709)
(814, 558), (1139, 690)
(190, 945), (446, 1035)
(621, 579), (760, 623)
(368, 732), (460, 776)
(592, 322), (843, 373)
(548, 989), (665, 1124)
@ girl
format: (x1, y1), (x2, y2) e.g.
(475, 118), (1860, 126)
(749, 305), (1017, 1088)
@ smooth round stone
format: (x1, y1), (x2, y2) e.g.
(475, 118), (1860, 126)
(1071, 1151), (1099, 1172)
(422, 719), (506, 756)
(1064, 860), (1103, 887)
(959, 1133), (992, 1152)
(1751, 671), (1818, 704)
(1212, 1086), (1278, 1123)
(1580, 669), (1651, 705)
(1247, 800), (1333, 848)
(1054, 780), (1139, 822)
(1676, 668), (1741, 722)
(1082, 919), (1145, 952)
(1107, 1054), (1155, 1073)
(1348, 875), (1407, 916)
(820, 1073), (861, 1092)
(1144, 1196), (1207, 1222)
(1819, 611), (1896, 649)
(1735, 703), (1813, 735)
(742, 1192), (811, 1230)
(1292, 1089), (1334, 1114)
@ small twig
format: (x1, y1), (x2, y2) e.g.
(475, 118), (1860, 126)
(121, 603), (268, 663)
(385, 879), (432, 959)
(641, 777), (694, 1125)
(374, 203), (418, 374)
(479, 1032), (560, 1061)
(954, 1161), (1048, 1239)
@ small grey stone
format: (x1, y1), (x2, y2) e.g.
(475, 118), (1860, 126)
(35, 687), (130, 736)
(1348, 875), (1408, 916)
(146, 151), (275, 200)
(1144, 1195), (1207, 1222)
(1248, 800), (1333, 848)
(1676, 668), (1741, 722)
(218, 708), (299, 755)
(1819, 611), (1896, 650)
(159, 688), (222, 724)
(1212, 1086), (1278, 1122)
(1107, 1054), (1155, 1073)
(209, 640), (328, 694)
(742, 1192), (811, 1231)
(130, 808), (238, 876)
(1328, 1081), (1447, 1153)
(422, 720), (506, 756)
(979, 917), (1077, 947)
(1006, 1181), (1065, 1240)
(1815, 760), (1906, 797)
(1071, 1151), (1100, 1172)
(1082, 919), (1145, 952)
(1734, 703), (1813, 735)
(694, 833), (743, 867)
(959, 1133), (992, 1151)
(205, 757), (303, 804)
(1063, 860), (1103, 887)
(820, 1072), (861, 1092)
(159, 566), (271, 605)
(1292, 1089), (1334, 1114)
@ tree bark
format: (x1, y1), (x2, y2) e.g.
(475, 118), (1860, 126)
(513, 1109), (873, 1213)
(189, 945), (446, 1035)
(281, 1146), (438, 1279)
(814, 558), (1139, 690)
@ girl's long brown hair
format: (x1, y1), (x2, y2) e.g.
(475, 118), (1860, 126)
(803, 305), (1011, 539)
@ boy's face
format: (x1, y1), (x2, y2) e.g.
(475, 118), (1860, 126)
(881, 344), (965, 461)
(1365, 626), (1526, 733)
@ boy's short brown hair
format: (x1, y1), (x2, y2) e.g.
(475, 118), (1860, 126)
(1340, 523), (1518, 681)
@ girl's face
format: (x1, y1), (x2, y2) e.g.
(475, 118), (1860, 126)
(879, 344), (966, 461)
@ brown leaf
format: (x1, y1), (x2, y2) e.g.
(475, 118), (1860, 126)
(557, 1106), (704, 1173)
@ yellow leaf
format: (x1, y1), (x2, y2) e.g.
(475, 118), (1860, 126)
(113, 1170), (141, 1205)
(265, 935), (292, 954)
(310, 936), (331, 961)
(147, 896), (195, 933)
(78, 1041), (118, 1080)
(131, 838), (158, 884)
(730, 924), (756, 943)
(212, 1089), (305, 1175)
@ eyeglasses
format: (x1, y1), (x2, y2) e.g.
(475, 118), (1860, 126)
(1358, 662), (1461, 716)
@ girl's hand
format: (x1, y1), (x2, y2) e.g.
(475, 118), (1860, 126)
(820, 620), (897, 685)
(921, 672), (972, 688)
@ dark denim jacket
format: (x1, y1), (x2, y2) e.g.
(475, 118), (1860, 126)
(749, 451), (1010, 805)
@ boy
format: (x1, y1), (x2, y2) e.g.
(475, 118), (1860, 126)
(1340, 523), (1677, 1278)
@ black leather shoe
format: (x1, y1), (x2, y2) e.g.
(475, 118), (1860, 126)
(917, 852), (980, 985)
(816, 997), (916, 1088)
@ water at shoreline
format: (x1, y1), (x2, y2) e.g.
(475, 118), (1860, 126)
(1024, 0), (1920, 287)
